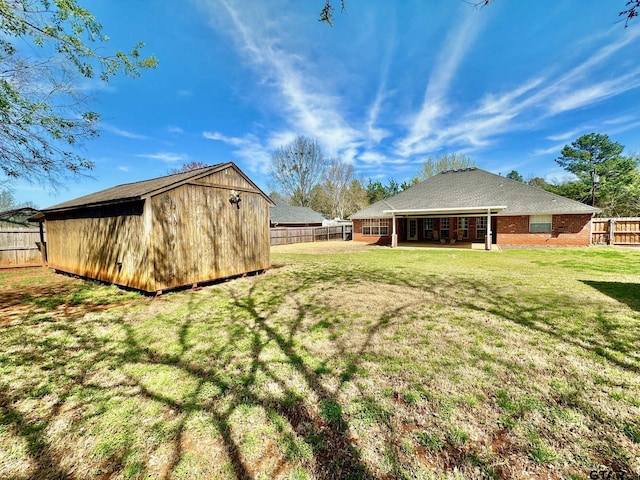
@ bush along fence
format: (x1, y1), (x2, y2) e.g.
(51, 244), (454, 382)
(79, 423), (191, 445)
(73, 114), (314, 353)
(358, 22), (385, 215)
(270, 225), (353, 246)
(592, 217), (640, 246)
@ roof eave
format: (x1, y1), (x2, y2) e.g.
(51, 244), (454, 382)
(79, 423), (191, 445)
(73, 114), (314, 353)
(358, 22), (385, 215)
(382, 206), (507, 215)
(42, 196), (144, 214)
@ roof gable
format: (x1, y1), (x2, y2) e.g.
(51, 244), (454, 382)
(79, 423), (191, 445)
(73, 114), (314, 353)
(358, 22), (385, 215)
(351, 168), (599, 218)
(43, 163), (274, 213)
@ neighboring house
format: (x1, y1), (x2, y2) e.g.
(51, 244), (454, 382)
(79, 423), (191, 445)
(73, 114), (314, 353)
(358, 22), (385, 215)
(350, 168), (600, 248)
(269, 200), (325, 227)
(36, 163), (274, 292)
(0, 207), (45, 268)
(0, 207), (41, 229)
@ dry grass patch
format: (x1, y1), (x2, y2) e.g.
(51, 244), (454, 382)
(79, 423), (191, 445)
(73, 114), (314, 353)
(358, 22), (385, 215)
(1, 246), (639, 479)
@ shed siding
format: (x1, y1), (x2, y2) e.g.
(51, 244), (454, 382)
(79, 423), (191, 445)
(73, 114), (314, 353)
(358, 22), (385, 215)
(45, 204), (153, 290)
(496, 214), (592, 246)
(43, 164), (270, 292)
(150, 177), (270, 291)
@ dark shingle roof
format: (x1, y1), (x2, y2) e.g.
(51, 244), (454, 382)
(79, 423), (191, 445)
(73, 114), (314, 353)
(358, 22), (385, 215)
(270, 200), (325, 225)
(42, 163), (273, 212)
(351, 168), (599, 219)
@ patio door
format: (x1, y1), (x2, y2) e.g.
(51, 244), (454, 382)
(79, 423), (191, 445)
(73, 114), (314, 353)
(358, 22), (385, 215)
(408, 219), (418, 241)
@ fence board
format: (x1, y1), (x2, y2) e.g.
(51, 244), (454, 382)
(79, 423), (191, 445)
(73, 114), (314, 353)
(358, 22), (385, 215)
(0, 228), (45, 267)
(592, 218), (640, 246)
(270, 225), (352, 246)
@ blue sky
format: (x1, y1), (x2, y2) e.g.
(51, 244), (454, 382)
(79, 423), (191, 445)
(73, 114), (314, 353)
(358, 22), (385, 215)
(10, 0), (640, 208)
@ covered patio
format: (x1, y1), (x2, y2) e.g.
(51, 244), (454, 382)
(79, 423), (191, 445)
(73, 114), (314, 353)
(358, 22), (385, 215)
(385, 206), (506, 251)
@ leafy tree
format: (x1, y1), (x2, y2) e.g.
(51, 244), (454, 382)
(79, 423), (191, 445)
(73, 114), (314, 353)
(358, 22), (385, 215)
(527, 176), (551, 189)
(556, 133), (636, 208)
(343, 179), (368, 217)
(0, 1), (157, 187)
(168, 162), (210, 174)
(506, 170), (524, 182)
(415, 153), (475, 180)
(319, 0), (346, 26)
(319, 159), (355, 219)
(366, 179), (386, 204)
(621, 1), (640, 26)
(400, 178), (420, 191)
(385, 179), (401, 197)
(0, 189), (16, 211)
(268, 191), (287, 203)
(319, 1), (639, 27)
(269, 135), (327, 207)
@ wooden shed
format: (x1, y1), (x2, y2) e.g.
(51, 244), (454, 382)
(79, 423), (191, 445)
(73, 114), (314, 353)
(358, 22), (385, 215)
(38, 163), (274, 292)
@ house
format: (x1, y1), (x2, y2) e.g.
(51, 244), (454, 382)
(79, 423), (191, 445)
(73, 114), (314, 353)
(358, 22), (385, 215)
(36, 163), (274, 292)
(0, 207), (46, 267)
(350, 168), (600, 249)
(269, 200), (325, 227)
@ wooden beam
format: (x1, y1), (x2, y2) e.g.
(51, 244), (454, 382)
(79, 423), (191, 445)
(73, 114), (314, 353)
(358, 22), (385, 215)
(185, 181), (260, 194)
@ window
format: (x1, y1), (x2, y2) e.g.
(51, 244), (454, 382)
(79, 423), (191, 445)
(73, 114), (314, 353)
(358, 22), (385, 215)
(476, 217), (487, 240)
(423, 218), (434, 239)
(529, 215), (552, 232)
(362, 218), (390, 236)
(440, 217), (450, 239)
(457, 217), (469, 239)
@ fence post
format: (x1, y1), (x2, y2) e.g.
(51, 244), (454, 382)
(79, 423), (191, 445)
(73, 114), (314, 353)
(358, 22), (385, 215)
(608, 218), (615, 245)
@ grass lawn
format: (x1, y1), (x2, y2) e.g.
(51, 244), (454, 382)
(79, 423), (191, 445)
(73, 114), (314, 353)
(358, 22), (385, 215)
(1, 243), (640, 479)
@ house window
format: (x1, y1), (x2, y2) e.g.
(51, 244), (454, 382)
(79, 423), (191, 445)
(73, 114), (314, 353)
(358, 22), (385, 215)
(362, 218), (390, 236)
(476, 217), (487, 240)
(457, 217), (468, 239)
(423, 218), (434, 239)
(440, 218), (450, 239)
(529, 215), (552, 232)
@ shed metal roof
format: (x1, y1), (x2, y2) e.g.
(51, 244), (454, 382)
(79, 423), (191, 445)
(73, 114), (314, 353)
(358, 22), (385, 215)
(351, 168), (600, 219)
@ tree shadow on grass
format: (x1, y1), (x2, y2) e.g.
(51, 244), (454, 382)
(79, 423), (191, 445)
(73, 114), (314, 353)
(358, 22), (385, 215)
(3, 255), (640, 479)
(582, 280), (640, 313)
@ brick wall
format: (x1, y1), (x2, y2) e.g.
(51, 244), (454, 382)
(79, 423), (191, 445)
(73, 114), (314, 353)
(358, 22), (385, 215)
(352, 218), (398, 244)
(496, 214), (592, 246)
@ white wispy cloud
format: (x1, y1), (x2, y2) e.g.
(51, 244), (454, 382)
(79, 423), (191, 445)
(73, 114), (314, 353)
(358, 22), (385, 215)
(532, 143), (566, 156)
(203, 131), (271, 173)
(548, 68), (640, 114)
(177, 89), (193, 97)
(136, 152), (188, 163)
(167, 126), (184, 134)
(398, 8), (486, 156)
(196, 0), (365, 161)
(102, 124), (149, 140)
(546, 128), (587, 142)
(398, 23), (640, 159)
(117, 166), (129, 172)
(191, 0), (640, 178)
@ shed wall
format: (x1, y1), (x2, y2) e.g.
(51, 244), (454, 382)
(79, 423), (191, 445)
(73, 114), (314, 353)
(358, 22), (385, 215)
(150, 169), (270, 291)
(45, 202), (153, 290)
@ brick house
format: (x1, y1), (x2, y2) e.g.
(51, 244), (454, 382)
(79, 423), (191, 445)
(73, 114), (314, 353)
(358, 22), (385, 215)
(350, 168), (599, 249)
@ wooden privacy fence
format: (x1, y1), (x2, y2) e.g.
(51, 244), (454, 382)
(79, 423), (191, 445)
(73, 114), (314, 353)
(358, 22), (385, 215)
(270, 225), (352, 246)
(592, 218), (640, 246)
(0, 228), (46, 268)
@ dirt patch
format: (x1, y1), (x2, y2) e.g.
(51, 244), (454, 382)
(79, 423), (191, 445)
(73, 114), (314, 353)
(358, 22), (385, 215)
(0, 267), (141, 327)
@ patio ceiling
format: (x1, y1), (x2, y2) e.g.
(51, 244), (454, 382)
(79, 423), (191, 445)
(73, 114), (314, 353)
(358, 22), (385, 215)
(382, 206), (507, 217)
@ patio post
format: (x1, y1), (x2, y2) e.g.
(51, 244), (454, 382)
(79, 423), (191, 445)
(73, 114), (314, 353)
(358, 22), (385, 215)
(485, 209), (492, 250)
(391, 213), (397, 248)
